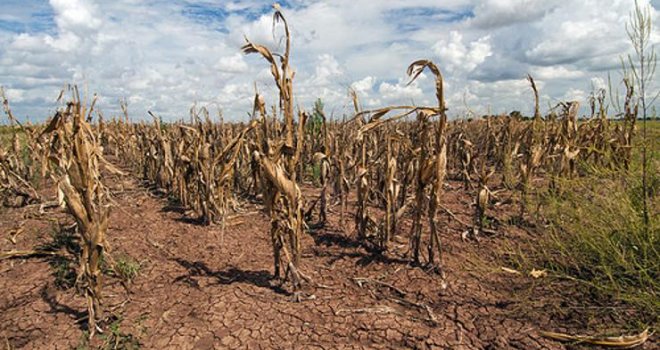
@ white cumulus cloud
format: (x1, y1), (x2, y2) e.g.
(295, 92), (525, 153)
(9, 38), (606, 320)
(0, 0), (657, 122)
(434, 31), (492, 74)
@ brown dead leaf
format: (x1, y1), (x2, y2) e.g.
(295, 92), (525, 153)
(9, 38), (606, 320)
(529, 269), (548, 279)
(540, 328), (651, 348)
(501, 267), (522, 275)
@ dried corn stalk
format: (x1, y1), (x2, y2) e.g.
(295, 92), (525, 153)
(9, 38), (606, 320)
(406, 60), (447, 270)
(243, 5), (308, 288)
(43, 87), (117, 338)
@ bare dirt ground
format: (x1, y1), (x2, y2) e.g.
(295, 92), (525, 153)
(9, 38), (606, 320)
(0, 170), (654, 349)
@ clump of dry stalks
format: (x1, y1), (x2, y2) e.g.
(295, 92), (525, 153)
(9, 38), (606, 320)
(0, 87), (43, 206)
(338, 60), (449, 271)
(41, 86), (121, 338)
(405, 61), (447, 269)
(241, 4), (309, 288)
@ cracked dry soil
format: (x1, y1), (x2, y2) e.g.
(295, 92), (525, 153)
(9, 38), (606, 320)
(1, 173), (654, 349)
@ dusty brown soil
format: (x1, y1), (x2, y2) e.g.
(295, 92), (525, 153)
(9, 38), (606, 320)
(0, 171), (655, 349)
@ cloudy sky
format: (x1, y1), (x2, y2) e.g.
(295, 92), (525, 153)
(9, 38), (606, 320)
(0, 0), (658, 122)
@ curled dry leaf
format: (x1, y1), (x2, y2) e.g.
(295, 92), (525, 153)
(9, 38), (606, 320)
(7, 226), (24, 244)
(529, 268), (548, 279)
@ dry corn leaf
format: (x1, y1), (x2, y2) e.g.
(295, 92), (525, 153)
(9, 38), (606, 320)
(0, 250), (58, 260)
(540, 328), (651, 348)
(7, 227), (24, 244)
(529, 269), (548, 279)
(501, 267), (521, 275)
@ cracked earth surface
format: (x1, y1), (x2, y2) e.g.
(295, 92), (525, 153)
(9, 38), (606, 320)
(1, 173), (654, 349)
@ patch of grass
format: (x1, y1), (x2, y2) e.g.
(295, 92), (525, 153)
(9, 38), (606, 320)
(100, 318), (140, 350)
(528, 161), (659, 325)
(50, 255), (77, 289)
(75, 318), (142, 350)
(111, 254), (141, 284)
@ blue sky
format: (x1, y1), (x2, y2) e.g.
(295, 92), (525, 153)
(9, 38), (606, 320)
(0, 0), (658, 122)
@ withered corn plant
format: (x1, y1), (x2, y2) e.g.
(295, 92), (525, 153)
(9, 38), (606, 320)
(379, 133), (400, 250)
(474, 162), (494, 231)
(242, 4), (308, 288)
(406, 60), (447, 269)
(353, 96), (375, 242)
(43, 87), (118, 338)
(330, 102), (353, 230)
(303, 100), (331, 227)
